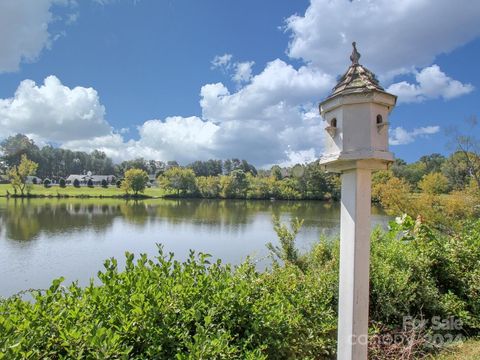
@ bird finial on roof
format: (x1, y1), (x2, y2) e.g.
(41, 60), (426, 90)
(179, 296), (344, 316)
(350, 41), (361, 65)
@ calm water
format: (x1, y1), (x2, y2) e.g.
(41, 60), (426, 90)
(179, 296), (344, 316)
(0, 198), (390, 297)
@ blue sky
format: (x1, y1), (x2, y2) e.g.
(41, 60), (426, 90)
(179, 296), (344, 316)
(0, 0), (479, 167)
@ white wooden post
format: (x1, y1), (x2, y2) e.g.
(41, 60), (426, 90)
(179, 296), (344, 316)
(317, 42), (397, 360)
(337, 167), (372, 359)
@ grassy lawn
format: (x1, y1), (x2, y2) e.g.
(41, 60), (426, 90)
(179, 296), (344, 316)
(0, 184), (167, 198)
(433, 340), (480, 359)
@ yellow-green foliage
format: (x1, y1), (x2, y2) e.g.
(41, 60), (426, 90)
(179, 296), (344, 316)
(419, 172), (450, 194)
(121, 168), (149, 195)
(374, 174), (479, 232)
(246, 175), (278, 199)
(195, 176), (221, 198)
(159, 167), (197, 196)
(7, 155), (38, 196)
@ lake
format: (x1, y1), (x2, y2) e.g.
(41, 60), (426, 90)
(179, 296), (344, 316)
(0, 198), (391, 297)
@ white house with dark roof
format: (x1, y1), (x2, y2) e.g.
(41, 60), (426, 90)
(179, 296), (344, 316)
(66, 174), (115, 186)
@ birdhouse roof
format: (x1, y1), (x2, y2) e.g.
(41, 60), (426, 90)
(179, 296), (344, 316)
(326, 42), (385, 99)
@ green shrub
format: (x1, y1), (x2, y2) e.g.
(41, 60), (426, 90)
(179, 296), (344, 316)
(87, 179), (94, 188)
(1, 217), (479, 359)
(73, 178), (80, 188)
(59, 178), (66, 188)
(0, 247), (336, 359)
(43, 178), (51, 188)
(101, 179), (108, 188)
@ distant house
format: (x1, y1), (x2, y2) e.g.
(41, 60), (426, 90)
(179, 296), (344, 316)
(26, 176), (43, 184)
(66, 174), (115, 186)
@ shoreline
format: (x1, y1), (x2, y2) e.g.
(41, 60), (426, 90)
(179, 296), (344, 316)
(0, 184), (338, 201)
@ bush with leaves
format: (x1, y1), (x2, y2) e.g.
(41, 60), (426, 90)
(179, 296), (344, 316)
(43, 178), (51, 188)
(59, 178), (66, 188)
(0, 247), (337, 359)
(101, 179), (108, 188)
(73, 178), (80, 188)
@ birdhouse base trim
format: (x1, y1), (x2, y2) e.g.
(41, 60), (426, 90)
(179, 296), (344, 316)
(319, 150), (394, 173)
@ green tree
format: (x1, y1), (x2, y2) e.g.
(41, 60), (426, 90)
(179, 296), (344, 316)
(447, 116), (480, 189)
(229, 169), (249, 198)
(7, 154), (39, 196)
(117, 158), (148, 177)
(419, 172), (450, 194)
(392, 159), (428, 188)
(246, 174), (278, 199)
(88, 150), (114, 175)
(442, 152), (476, 190)
(159, 167), (196, 196)
(372, 170), (394, 202)
(196, 176), (221, 198)
(219, 175), (235, 198)
(304, 162), (328, 199)
(270, 165), (282, 180)
(419, 153), (446, 173)
(122, 168), (149, 195)
(1, 134), (40, 168)
(277, 178), (302, 200)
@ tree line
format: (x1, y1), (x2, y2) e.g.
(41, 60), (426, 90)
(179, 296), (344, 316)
(2, 132), (479, 200)
(375, 151), (480, 195)
(0, 134), (258, 180)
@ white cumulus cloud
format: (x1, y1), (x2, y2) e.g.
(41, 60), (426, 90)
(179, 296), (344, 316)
(0, 75), (110, 143)
(389, 126), (440, 146)
(211, 54), (233, 71)
(0, 0), (77, 73)
(232, 61), (255, 84)
(387, 65), (474, 103)
(202, 59), (333, 122)
(286, 0), (480, 77)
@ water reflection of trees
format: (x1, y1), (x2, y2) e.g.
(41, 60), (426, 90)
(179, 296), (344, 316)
(151, 199), (340, 230)
(1, 199), (120, 241)
(0, 198), (349, 242)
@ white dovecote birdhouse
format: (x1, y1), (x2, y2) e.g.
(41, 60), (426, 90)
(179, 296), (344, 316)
(319, 42), (396, 172)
